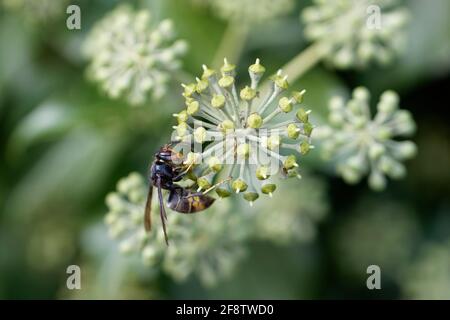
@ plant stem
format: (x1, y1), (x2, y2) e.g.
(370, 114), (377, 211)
(281, 41), (327, 83)
(212, 23), (249, 68)
(260, 41), (327, 93)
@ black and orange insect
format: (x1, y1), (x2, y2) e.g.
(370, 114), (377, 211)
(144, 144), (215, 245)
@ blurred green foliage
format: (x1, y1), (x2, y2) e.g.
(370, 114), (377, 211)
(0, 0), (449, 299)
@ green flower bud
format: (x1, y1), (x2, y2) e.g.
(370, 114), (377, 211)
(243, 192), (259, 205)
(184, 152), (201, 165)
(291, 90), (306, 104)
(339, 165), (361, 184)
(395, 141), (417, 160)
(174, 110), (188, 123)
(207, 156), (223, 172)
(194, 127), (207, 143)
(218, 119), (235, 133)
(211, 94), (226, 108)
(218, 75), (234, 88)
(247, 113), (263, 128)
(369, 143), (386, 159)
(303, 122), (314, 137)
(261, 183), (276, 196)
(201, 65), (216, 80)
(216, 184), (231, 198)
(240, 86), (257, 101)
(283, 155), (298, 170)
(187, 100), (200, 115)
(278, 97), (293, 113)
(267, 135), (281, 150)
(368, 171), (387, 191)
(197, 174), (214, 190)
(378, 90), (399, 114)
(237, 143), (250, 158)
(232, 179), (248, 193)
(249, 59), (265, 75)
(287, 123), (300, 139)
(256, 166), (270, 180)
(221, 58), (236, 75)
(353, 86), (370, 102)
(300, 141), (311, 155)
(271, 74), (289, 90)
(296, 108), (309, 123)
(182, 83), (196, 98)
(195, 78), (209, 93)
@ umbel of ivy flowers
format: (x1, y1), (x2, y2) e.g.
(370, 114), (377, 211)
(172, 58), (314, 205)
(302, 0), (409, 68)
(316, 87), (417, 191)
(105, 172), (249, 287)
(1, 0), (69, 22)
(83, 5), (188, 105)
(208, 0), (295, 23)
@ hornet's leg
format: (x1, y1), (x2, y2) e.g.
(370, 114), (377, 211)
(173, 163), (194, 181)
(157, 177), (169, 245)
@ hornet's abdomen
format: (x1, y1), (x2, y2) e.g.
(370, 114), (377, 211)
(167, 188), (215, 214)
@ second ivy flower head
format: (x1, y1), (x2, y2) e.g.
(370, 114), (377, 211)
(171, 59), (315, 205)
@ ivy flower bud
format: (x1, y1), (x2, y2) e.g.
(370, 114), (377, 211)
(211, 94), (226, 108)
(184, 152), (201, 165)
(232, 179), (248, 193)
(243, 192), (259, 206)
(218, 119), (235, 133)
(240, 86), (257, 101)
(187, 101), (200, 115)
(197, 173), (215, 190)
(278, 97), (293, 113)
(256, 166), (271, 180)
(207, 156), (223, 172)
(236, 143), (250, 158)
(287, 123), (300, 139)
(261, 183), (276, 197)
(267, 136), (281, 150)
(247, 113), (263, 128)
(283, 155), (298, 170)
(218, 75), (234, 88)
(194, 127), (207, 143)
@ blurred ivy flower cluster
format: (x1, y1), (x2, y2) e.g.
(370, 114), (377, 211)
(402, 240), (450, 299)
(301, 0), (409, 68)
(252, 176), (328, 245)
(104, 172), (328, 286)
(172, 58), (314, 204)
(1, 0), (68, 22)
(105, 173), (248, 286)
(83, 5), (188, 105)
(316, 87), (417, 190)
(208, 0), (295, 23)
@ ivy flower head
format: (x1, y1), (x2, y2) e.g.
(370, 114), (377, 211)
(1, 0), (69, 22)
(302, 0), (409, 68)
(172, 58), (314, 205)
(105, 172), (249, 287)
(209, 0), (295, 23)
(83, 5), (188, 105)
(402, 240), (450, 299)
(316, 87), (417, 190)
